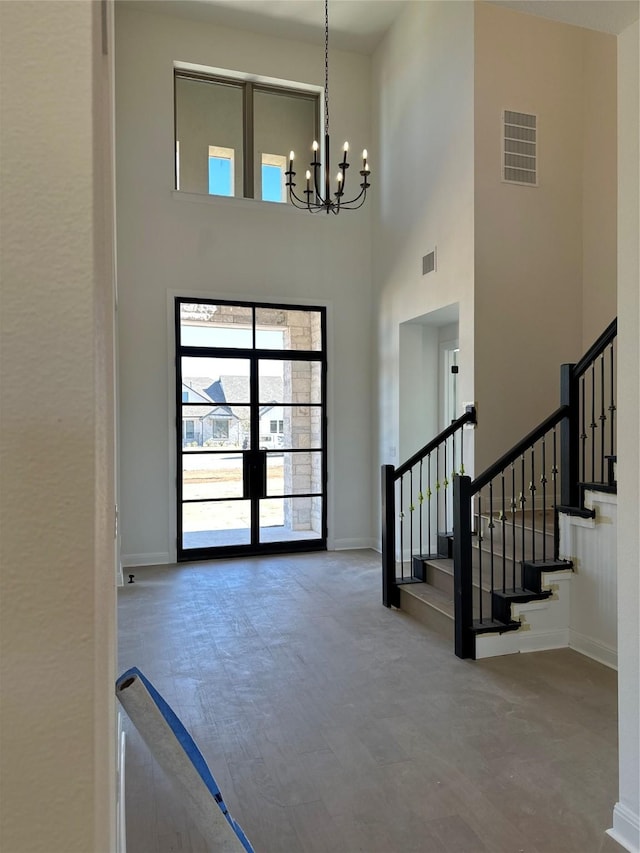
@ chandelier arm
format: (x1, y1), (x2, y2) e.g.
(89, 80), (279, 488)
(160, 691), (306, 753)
(335, 189), (368, 210)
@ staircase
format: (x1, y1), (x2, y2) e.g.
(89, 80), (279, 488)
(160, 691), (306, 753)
(382, 319), (617, 660)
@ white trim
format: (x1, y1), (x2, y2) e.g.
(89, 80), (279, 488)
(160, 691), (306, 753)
(332, 538), (377, 551)
(519, 628), (570, 653)
(122, 552), (170, 568)
(570, 630), (618, 670)
(607, 802), (640, 853)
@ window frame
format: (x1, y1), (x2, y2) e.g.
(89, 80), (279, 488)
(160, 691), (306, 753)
(173, 69), (320, 202)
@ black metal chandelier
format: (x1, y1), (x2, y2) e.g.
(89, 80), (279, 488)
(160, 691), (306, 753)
(285, 0), (371, 214)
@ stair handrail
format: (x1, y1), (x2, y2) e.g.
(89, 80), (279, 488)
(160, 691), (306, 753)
(395, 404), (477, 480)
(573, 317), (617, 379)
(470, 405), (569, 494)
(382, 405), (477, 608)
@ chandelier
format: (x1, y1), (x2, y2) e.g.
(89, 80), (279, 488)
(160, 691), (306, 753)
(285, 0), (371, 214)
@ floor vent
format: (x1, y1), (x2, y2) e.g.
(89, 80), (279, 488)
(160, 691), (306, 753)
(503, 110), (537, 186)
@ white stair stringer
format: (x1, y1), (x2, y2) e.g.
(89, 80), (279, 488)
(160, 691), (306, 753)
(475, 570), (573, 660)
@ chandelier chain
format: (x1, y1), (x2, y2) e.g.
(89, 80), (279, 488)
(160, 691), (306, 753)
(324, 0), (329, 135)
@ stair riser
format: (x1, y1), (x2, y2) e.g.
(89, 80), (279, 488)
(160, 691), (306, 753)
(398, 587), (454, 640)
(423, 560), (494, 617)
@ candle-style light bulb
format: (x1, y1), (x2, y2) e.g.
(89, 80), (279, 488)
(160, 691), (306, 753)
(312, 140), (319, 152)
(364, 162), (370, 174)
(337, 171), (343, 183)
(289, 151), (295, 162)
(343, 141), (349, 153)
(305, 170), (311, 180)
(362, 148), (368, 161)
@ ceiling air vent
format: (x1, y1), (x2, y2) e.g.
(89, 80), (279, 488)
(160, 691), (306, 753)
(422, 249), (436, 275)
(503, 110), (537, 186)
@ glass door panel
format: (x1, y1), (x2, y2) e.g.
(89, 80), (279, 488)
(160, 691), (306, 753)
(182, 500), (251, 549)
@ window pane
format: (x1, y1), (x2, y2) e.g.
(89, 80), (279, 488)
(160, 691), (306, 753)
(255, 307), (322, 351)
(259, 360), (322, 404)
(253, 89), (316, 202)
(175, 76), (243, 195)
(182, 500), (251, 549)
(209, 148), (234, 197)
(179, 302), (253, 348)
(261, 163), (284, 202)
(183, 453), (244, 500)
(259, 496), (322, 542)
(266, 451), (323, 496)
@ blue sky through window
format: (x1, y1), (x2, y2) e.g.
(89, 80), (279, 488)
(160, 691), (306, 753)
(262, 164), (283, 203)
(209, 157), (232, 196)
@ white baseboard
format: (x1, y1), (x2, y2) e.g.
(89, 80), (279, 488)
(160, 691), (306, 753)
(607, 802), (640, 853)
(570, 630), (618, 670)
(332, 538), (377, 551)
(519, 627), (570, 654)
(122, 552), (170, 567)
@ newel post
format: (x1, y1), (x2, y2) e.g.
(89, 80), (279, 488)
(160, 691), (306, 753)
(381, 465), (399, 608)
(560, 363), (579, 507)
(453, 474), (475, 659)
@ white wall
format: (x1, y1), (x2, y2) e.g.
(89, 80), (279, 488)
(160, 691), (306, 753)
(115, 6), (373, 560)
(611, 19), (640, 853)
(372, 0), (476, 504)
(0, 1), (116, 850)
(582, 29), (617, 349)
(473, 2), (617, 471)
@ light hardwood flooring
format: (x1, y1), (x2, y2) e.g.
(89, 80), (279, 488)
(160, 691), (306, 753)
(118, 549), (620, 853)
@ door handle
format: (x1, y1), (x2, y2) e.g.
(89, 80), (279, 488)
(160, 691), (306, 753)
(243, 451), (267, 499)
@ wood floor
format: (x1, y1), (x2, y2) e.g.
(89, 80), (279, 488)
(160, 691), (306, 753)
(118, 549), (620, 853)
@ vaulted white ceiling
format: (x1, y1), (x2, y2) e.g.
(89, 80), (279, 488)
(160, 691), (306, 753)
(123, 0), (639, 53)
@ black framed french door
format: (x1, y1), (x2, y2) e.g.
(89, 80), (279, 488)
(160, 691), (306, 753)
(175, 298), (327, 560)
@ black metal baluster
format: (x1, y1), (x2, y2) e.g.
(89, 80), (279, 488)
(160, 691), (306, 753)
(530, 445), (536, 564)
(443, 438), (449, 536)
(409, 468), (414, 564)
(541, 435), (547, 562)
(501, 473), (507, 593)
(520, 454), (526, 589)
(609, 342), (616, 460)
(399, 475), (404, 580)
(511, 463), (517, 590)
(591, 363), (596, 482)
(427, 453), (432, 557)
(489, 481), (495, 611)
(419, 459), (424, 557)
(436, 445), (441, 548)
(553, 426), (559, 560)
(478, 493), (483, 623)
(600, 353), (606, 482)
(460, 425), (465, 475)
(580, 374), (587, 484)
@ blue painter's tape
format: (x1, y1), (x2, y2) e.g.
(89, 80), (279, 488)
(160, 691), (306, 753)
(117, 667), (254, 852)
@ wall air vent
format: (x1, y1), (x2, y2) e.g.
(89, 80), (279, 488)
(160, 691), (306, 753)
(503, 110), (537, 186)
(422, 248), (436, 275)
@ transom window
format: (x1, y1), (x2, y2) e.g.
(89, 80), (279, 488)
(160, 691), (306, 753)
(174, 70), (319, 203)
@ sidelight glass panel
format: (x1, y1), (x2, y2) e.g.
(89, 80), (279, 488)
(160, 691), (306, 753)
(182, 499), (251, 549)
(259, 496), (323, 543)
(255, 307), (322, 351)
(266, 451), (322, 497)
(179, 303), (253, 349)
(182, 453), (244, 500)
